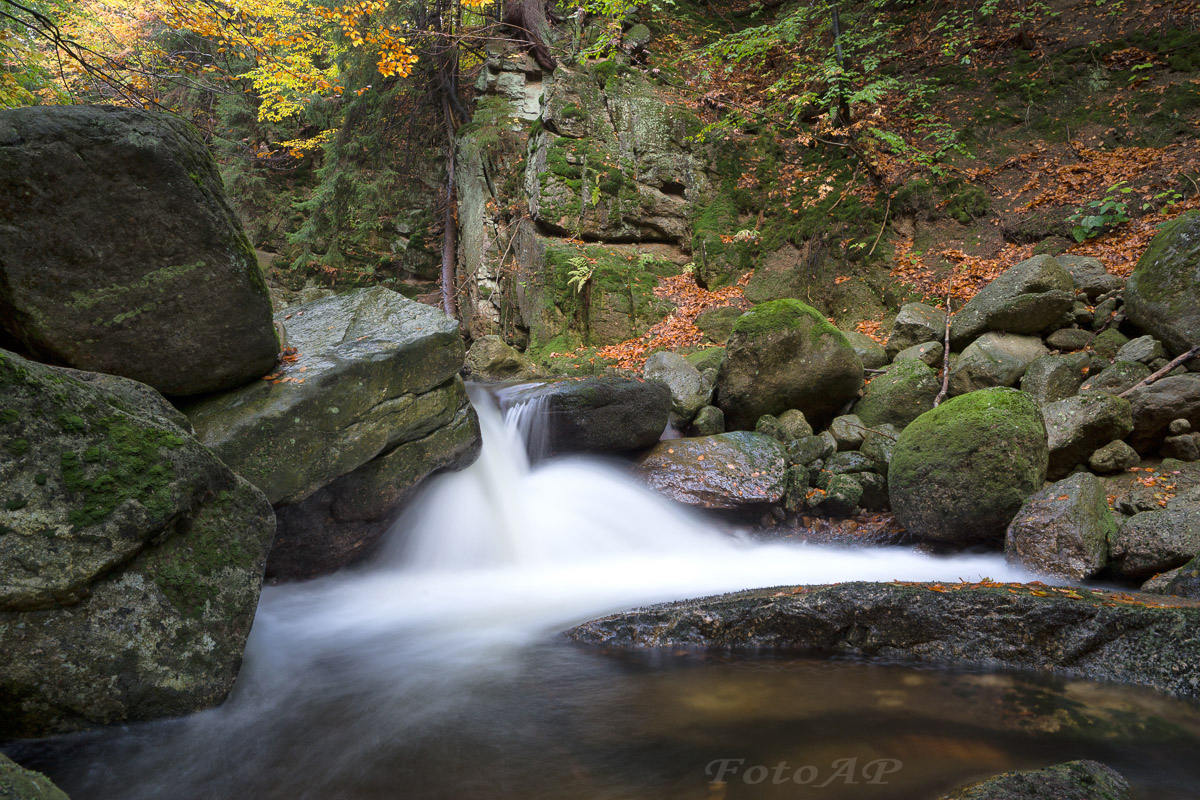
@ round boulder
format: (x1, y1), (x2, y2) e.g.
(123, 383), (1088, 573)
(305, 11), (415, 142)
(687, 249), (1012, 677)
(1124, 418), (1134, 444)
(716, 300), (862, 431)
(889, 388), (1048, 544)
(635, 432), (787, 510)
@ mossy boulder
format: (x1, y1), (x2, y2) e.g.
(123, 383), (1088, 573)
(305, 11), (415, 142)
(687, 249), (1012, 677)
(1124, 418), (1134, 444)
(0, 754), (70, 800)
(716, 300), (863, 431)
(0, 348), (275, 738)
(888, 388), (1048, 544)
(1125, 211), (1200, 364)
(1042, 393), (1133, 479)
(949, 255), (1075, 349)
(853, 359), (939, 429)
(694, 306), (744, 344)
(634, 432), (787, 510)
(0, 105), (277, 396)
(1004, 472), (1115, 580)
(939, 760), (1131, 800)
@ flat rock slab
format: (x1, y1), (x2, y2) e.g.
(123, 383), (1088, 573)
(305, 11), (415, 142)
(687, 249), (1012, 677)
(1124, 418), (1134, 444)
(0, 105), (277, 396)
(567, 581), (1200, 700)
(184, 287), (468, 506)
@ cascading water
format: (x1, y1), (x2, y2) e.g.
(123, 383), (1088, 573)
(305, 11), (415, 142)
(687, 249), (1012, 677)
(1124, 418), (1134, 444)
(15, 387), (1200, 799)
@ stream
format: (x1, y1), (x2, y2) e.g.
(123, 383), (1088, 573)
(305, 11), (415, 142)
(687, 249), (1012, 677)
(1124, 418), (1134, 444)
(12, 386), (1200, 799)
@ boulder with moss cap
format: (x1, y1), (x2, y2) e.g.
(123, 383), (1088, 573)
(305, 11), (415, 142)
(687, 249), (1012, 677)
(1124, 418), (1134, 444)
(716, 299), (862, 431)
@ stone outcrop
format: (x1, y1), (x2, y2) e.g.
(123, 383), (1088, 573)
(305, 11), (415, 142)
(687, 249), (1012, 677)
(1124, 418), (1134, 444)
(0, 349), (275, 738)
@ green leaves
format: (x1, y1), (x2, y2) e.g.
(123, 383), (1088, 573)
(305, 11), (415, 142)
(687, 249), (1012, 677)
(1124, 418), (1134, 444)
(1067, 181), (1133, 242)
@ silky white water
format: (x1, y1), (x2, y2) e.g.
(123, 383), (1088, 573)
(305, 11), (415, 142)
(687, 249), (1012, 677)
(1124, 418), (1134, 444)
(33, 386), (1154, 800)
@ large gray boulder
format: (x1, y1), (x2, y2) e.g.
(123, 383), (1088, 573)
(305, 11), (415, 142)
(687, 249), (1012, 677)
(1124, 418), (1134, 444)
(505, 376), (671, 455)
(0, 349), (275, 738)
(0, 105), (278, 396)
(939, 760), (1131, 800)
(634, 432), (787, 510)
(1109, 509), (1200, 579)
(949, 255), (1075, 349)
(1004, 472), (1115, 580)
(643, 350), (710, 427)
(183, 288), (480, 580)
(853, 359), (940, 428)
(885, 302), (945, 356)
(1042, 393), (1133, 479)
(1079, 361), (1151, 396)
(716, 300), (862, 430)
(1126, 374), (1200, 454)
(888, 388), (1048, 544)
(948, 332), (1049, 396)
(1125, 210), (1200, 363)
(568, 582), (1200, 700)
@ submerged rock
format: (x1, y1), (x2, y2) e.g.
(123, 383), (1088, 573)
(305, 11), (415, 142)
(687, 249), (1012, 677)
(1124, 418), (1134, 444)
(939, 759), (1131, 800)
(0, 105), (278, 396)
(634, 432), (787, 510)
(716, 300), (862, 431)
(0, 349), (275, 738)
(567, 582), (1200, 700)
(1004, 473), (1115, 580)
(888, 388), (1047, 544)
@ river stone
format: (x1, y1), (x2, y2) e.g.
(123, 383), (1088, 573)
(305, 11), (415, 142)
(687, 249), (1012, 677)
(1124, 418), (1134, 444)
(716, 300), (862, 430)
(643, 350), (710, 427)
(1164, 555), (1200, 599)
(889, 388), (1048, 544)
(689, 405), (724, 436)
(886, 302), (945, 356)
(1116, 335), (1166, 365)
(939, 760), (1131, 800)
(1162, 432), (1200, 461)
(634, 432), (787, 510)
(777, 409), (813, 440)
(1125, 210), (1200, 364)
(853, 359), (939, 428)
(1004, 473), (1115, 580)
(824, 450), (875, 475)
(1093, 295), (1120, 329)
(808, 473), (862, 515)
(465, 335), (540, 380)
(0, 349), (275, 738)
(1078, 361), (1151, 396)
(1126, 374), (1200, 454)
(1089, 440), (1140, 473)
(184, 287), (472, 505)
(856, 471), (889, 510)
(948, 333), (1049, 396)
(828, 414), (865, 450)
(1092, 328), (1130, 361)
(949, 255), (1075, 349)
(1109, 509), (1200, 579)
(1043, 393), (1133, 479)
(843, 330), (888, 369)
(517, 376), (671, 455)
(1020, 353), (1090, 405)
(893, 340), (944, 367)
(1058, 254), (1125, 300)
(0, 105), (278, 396)
(860, 424), (899, 476)
(1045, 328), (1091, 351)
(788, 432), (836, 466)
(0, 754), (70, 800)
(567, 581), (1200, 700)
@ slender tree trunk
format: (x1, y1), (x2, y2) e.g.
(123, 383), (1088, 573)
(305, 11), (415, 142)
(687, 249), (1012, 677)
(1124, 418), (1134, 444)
(441, 93), (457, 320)
(831, 4), (851, 126)
(503, 0), (556, 71)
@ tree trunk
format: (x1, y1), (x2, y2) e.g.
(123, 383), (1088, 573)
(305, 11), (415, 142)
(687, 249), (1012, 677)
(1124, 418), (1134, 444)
(503, 0), (557, 71)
